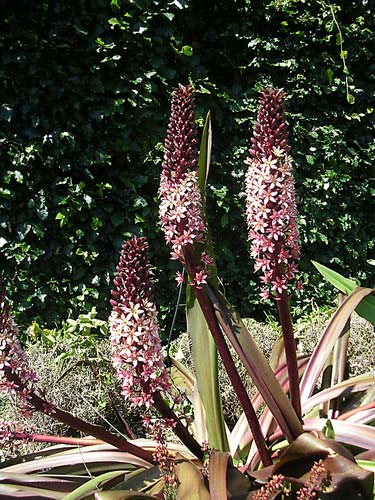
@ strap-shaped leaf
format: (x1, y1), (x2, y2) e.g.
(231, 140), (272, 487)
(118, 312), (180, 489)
(187, 291), (229, 451)
(175, 461), (210, 500)
(0, 484), (65, 499)
(197, 111), (212, 199)
(209, 452), (230, 500)
(169, 357), (208, 444)
(302, 373), (375, 415)
(300, 287), (375, 405)
(95, 492), (159, 500)
(206, 286), (303, 442)
(313, 261), (375, 325)
(62, 471), (128, 500)
(186, 111), (228, 451)
(302, 419), (375, 452)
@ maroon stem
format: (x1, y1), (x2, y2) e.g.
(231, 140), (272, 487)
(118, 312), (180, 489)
(277, 290), (302, 419)
(1, 432), (102, 446)
(183, 247), (272, 466)
(6, 371), (155, 465)
(138, 382), (203, 460)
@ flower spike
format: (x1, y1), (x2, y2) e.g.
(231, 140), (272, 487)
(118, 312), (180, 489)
(159, 84), (208, 286)
(109, 236), (170, 408)
(246, 88), (300, 300)
(246, 89), (302, 418)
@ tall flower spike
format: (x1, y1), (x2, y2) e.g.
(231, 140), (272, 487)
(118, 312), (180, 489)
(245, 88), (300, 300)
(246, 89), (302, 419)
(109, 236), (170, 409)
(159, 84), (209, 288)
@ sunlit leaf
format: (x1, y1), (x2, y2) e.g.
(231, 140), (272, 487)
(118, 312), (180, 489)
(186, 291), (229, 451)
(186, 112), (228, 451)
(0, 484), (65, 499)
(302, 419), (375, 451)
(61, 471), (126, 500)
(302, 373), (375, 415)
(95, 492), (158, 500)
(175, 461), (210, 500)
(312, 261), (375, 325)
(169, 357), (208, 444)
(300, 287), (375, 404)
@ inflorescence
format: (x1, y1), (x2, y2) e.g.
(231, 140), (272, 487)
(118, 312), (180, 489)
(246, 89), (300, 300)
(109, 236), (170, 409)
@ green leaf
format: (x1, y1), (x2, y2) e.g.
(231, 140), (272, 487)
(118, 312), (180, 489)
(326, 68), (334, 84)
(197, 111), (212, 199)
(185, 112), (228, 452)
(347, 93), (355, 104)
(322, 419), (336, 439)
(181, 45), (193, 56)
(340, 50), (348, 59)
(111, 0), (121, 9)
(95, 492), (159, 500)
(61, 471), (128, 500)
(169, 358), (208, 444)
(300, 286), (375, 404)
(312, 261), (375, 325)
(186, 288), (229, 452)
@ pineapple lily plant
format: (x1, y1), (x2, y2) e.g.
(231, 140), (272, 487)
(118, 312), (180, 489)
(0, 85), (375, 500)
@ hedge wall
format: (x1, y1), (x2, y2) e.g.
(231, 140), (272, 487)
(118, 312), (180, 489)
(1, 0), (374, 333)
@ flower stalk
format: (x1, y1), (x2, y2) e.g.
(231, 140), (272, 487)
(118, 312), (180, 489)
(246, 89), (302, 418)
(0, 287), (155, 465)
(109, 236), (203, 460)
(159, 84), (272, 466)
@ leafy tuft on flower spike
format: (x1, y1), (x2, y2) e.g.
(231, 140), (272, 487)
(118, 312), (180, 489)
(159, 84), (209, 289)
(109, 236), (171, 409)
(246, 88), (300, 300)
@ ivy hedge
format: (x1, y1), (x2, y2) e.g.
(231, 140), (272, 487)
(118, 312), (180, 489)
(1, 0), (374, 333)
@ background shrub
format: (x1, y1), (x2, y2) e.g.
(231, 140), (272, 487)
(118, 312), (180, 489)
(1, 0), (374, 333)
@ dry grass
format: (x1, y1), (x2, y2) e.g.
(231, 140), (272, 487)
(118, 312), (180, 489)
(1, 309), (373, 460)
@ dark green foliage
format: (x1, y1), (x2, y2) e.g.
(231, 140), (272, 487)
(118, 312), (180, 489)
(1, 0), (374, 332)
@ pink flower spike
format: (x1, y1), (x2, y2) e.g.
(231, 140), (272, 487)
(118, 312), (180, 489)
(0, 287), (44, 415)
(159, 84), (211, 285)
(109, 236), (171, 411)
(245, 89), (300, 300)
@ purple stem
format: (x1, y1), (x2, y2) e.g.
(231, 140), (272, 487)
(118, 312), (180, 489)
(277, 290), (302, 419)
(184, 247), (272, 466)
(6, 370), (155, 465)
(1, 432), (102, 446)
